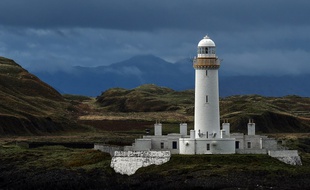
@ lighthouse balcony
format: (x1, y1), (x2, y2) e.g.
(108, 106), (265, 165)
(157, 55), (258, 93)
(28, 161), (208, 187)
(193, 58), (220, 69)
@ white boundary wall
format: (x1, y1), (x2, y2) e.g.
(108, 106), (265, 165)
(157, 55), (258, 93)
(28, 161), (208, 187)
(111, 151), (171, 175)
(268, 150), (302, 165)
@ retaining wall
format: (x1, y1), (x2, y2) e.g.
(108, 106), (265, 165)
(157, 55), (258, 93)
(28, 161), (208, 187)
(268, 150), (302, 165)
(236, 149), (267, 154)
(111, 151), (171, 175)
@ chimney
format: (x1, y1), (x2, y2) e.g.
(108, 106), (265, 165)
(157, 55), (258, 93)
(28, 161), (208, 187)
(247, 119), (255, 136)
(180, 123), (187, 136)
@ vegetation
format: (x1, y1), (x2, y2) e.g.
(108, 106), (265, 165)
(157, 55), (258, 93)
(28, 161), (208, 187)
(1, 56), (310, 189)
(95, 85), (310, 133)
(0, 141), (309, 189)
(0, 57), (83, 135)
(63, 94), (92, 101)
(96, 84), (194, 112)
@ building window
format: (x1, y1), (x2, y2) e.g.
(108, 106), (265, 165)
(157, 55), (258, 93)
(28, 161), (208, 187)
(247, 142), (251, 149)
(206, 70), (208, 76)
(172, 141), (177, 149)
(235, 141), (240, 149)
(160, 142), (164, 149)
(207, 143), (210, 151)
(206, 95), (209, 103)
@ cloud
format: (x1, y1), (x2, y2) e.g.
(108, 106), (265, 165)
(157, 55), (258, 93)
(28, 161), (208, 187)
(0, 0), (309, 31)
(0, 26), (199, 69)
(221, 49), (310, 76)
(0, 0), (309, 76)
(106, 66), (143, 76)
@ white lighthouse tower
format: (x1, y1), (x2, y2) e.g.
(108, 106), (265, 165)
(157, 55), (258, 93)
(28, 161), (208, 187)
(179, 35), (235, 154)
(193, 35), (220, 139)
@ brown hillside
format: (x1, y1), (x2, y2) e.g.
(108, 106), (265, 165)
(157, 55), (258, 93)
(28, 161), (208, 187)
(96, 85), (310, 133)
(220, 95), (310, 133)
(96, 84), (190, 112)
(0, 57), (78, 135)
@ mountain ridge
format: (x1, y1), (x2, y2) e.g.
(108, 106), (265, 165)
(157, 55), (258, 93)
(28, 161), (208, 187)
(32, 54), (310, 97)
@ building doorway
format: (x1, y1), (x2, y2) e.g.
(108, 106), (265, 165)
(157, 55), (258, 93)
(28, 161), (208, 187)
(235, 141), (240, 149)
(172, 141), (177, 149)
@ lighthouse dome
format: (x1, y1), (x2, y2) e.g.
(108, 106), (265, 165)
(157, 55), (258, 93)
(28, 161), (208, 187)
(198, 35), (215, 47)
(197, 35), (216, 57)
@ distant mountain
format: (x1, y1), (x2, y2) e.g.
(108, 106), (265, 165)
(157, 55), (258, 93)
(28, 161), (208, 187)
(32, 55), (310, 97)
(0, 57), (79, 135)
(33, 55), (194, 96)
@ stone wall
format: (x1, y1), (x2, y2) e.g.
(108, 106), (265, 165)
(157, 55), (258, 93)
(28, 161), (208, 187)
(111, 151), (171, 175)
(268, 150), (302, 165)
(262, 138), (278, 150)
(94, 144), (124, 156)
(236, 149), (267, 154)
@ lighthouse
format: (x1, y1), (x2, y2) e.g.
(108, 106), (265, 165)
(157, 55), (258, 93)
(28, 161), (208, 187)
(123, 34), (280, 156)
(118, 35), (282, 157)
(193, 35), (220, 139)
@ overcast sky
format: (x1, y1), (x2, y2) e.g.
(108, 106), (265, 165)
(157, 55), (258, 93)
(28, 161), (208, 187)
(0, 0), (309, 76)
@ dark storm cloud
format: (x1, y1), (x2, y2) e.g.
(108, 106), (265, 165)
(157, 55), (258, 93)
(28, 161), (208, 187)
(0, 0), (309, 76)
(0, 0), (309, 31)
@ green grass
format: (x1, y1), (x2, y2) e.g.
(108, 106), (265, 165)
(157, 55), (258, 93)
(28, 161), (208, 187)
(2, 143), (309, 177)
(63, 94), (92, 101)
(0, 144), (112, 172)
(1, 138), (310, 190)
(137, 153), (310, 176)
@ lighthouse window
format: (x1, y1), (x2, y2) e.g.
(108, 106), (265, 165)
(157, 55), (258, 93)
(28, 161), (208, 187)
(206, 95), (209, 103)
(205, 47), (208, 54)
(206, 143), (210, 151)
(206, 70), (208, 76)
(160, 142), (164, 149)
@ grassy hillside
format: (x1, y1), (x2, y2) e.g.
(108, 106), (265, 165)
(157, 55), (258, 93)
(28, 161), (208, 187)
(0, 57), (81, 135)
(220, 95), (310, 133)
(96, 84), (193, 112)
(95, 84), (310, 133)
